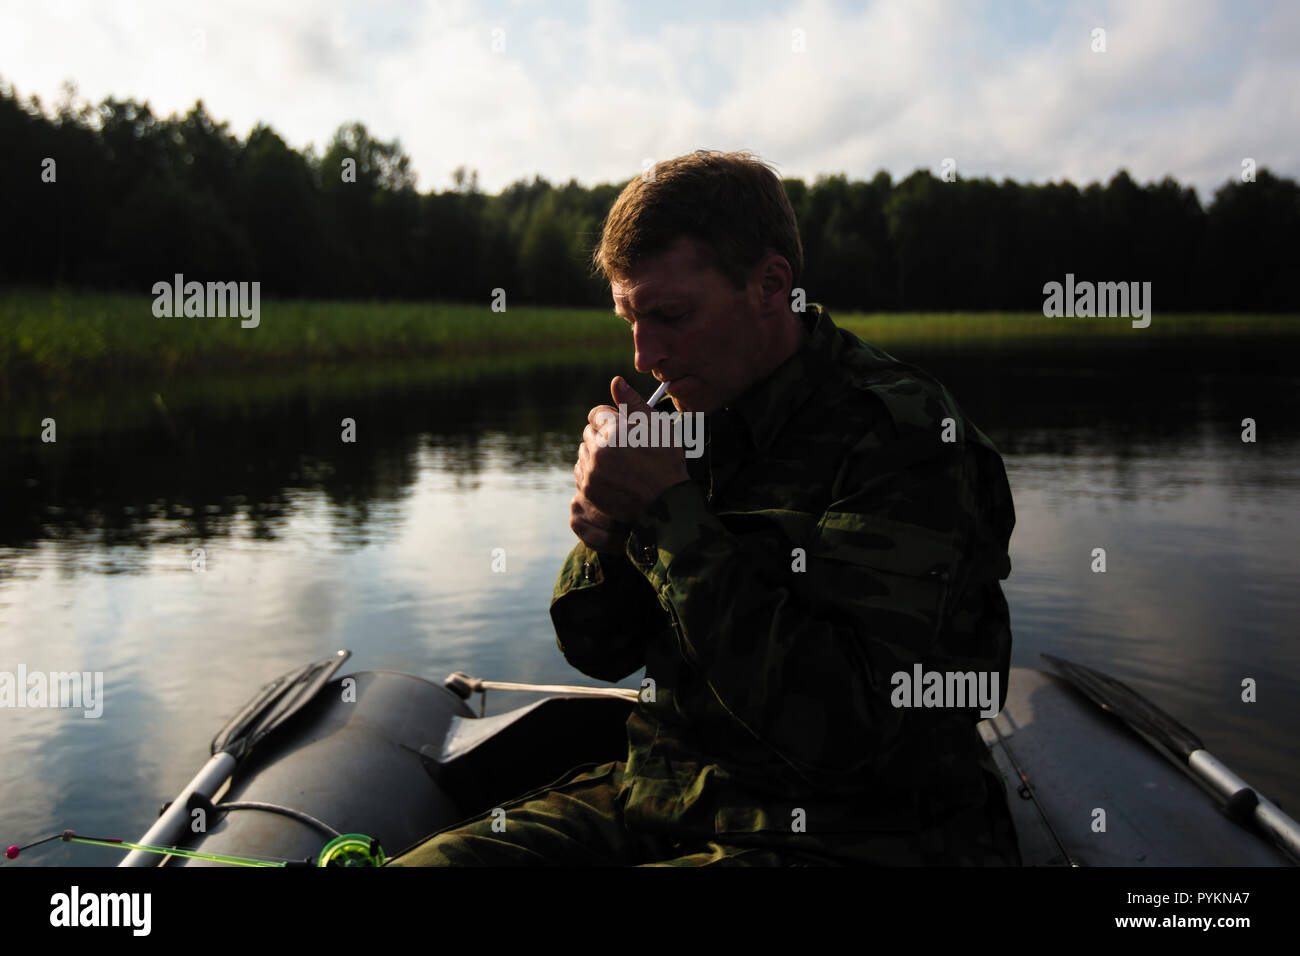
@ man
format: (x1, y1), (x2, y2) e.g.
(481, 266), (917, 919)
(388, 149), (1021, 866)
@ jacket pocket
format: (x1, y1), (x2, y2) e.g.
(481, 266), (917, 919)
(812, 511), (956, 654)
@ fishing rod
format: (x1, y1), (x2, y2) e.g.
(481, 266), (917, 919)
(6, 830), (385, 867)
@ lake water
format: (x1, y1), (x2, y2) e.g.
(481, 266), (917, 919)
(2, 333), (1298, 866)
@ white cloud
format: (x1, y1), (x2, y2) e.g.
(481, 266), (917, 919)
(0, 0), (1294, 197)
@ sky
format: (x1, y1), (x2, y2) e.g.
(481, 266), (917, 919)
(0, 0), (1296, 202)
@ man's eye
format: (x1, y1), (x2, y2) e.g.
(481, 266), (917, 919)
(619, 311), (690, 326)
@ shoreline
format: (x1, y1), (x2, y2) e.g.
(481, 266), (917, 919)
(4, 289), (1297, 390)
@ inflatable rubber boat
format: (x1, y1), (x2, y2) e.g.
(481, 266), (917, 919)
(110, 650), (1298, 867)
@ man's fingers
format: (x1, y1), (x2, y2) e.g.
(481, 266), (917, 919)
(611, 376), (648, 410)
(571, 493), (622, 530)
(588, 404), (619, 429)
(570, 508), (629, 553)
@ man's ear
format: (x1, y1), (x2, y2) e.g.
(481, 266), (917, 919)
(759, 253), (792, 308)
(740, 252), (785, 318)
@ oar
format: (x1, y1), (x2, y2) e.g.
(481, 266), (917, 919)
(444, 672), (639, 717)
(119, 650), (351, 866)
(1041, 653), (1300, 864)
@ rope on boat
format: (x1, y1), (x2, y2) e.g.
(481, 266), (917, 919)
(218, 801), (342, 838)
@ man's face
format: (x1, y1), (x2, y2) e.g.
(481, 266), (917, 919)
(611, 237), (765, 414)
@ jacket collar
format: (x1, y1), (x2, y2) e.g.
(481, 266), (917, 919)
(721, 302), (839, 453)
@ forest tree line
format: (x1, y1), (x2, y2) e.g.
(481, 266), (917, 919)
(3, 80), (1298, 312)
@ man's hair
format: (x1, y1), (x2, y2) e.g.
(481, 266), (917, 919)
(591, 149), (804, 295)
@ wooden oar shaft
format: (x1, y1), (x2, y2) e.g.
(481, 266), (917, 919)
(476, 680), (639, 701)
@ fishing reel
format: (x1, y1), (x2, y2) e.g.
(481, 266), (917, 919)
(316, 833), (386, 867)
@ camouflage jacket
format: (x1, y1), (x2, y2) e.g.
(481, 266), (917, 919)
(550, 303), (1016, 843)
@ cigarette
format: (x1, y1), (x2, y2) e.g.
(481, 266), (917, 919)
(647, 381), (671, 407)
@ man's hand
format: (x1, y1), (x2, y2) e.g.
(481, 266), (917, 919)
(570, 376), (690, 545)
(569, 492), (629, 554)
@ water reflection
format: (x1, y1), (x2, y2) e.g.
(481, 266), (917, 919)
(1, 337), (1298, 865)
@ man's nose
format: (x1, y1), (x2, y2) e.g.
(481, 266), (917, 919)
(632, 322), (669, 375)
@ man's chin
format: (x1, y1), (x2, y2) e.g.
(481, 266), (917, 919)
(666, 378), (720, 414)
(669, 396), (719, 415)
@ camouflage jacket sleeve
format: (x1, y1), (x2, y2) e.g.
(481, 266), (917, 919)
(620, 417), (968, 786)
(550, 543), (667, 683)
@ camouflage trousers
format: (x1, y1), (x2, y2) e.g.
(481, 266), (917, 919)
(385, 760), (1022, 867)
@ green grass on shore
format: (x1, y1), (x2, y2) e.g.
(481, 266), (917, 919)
(835, 310), (1300, 342)
(3, 289), (1297, 388)
(0, 291), (630, 386)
